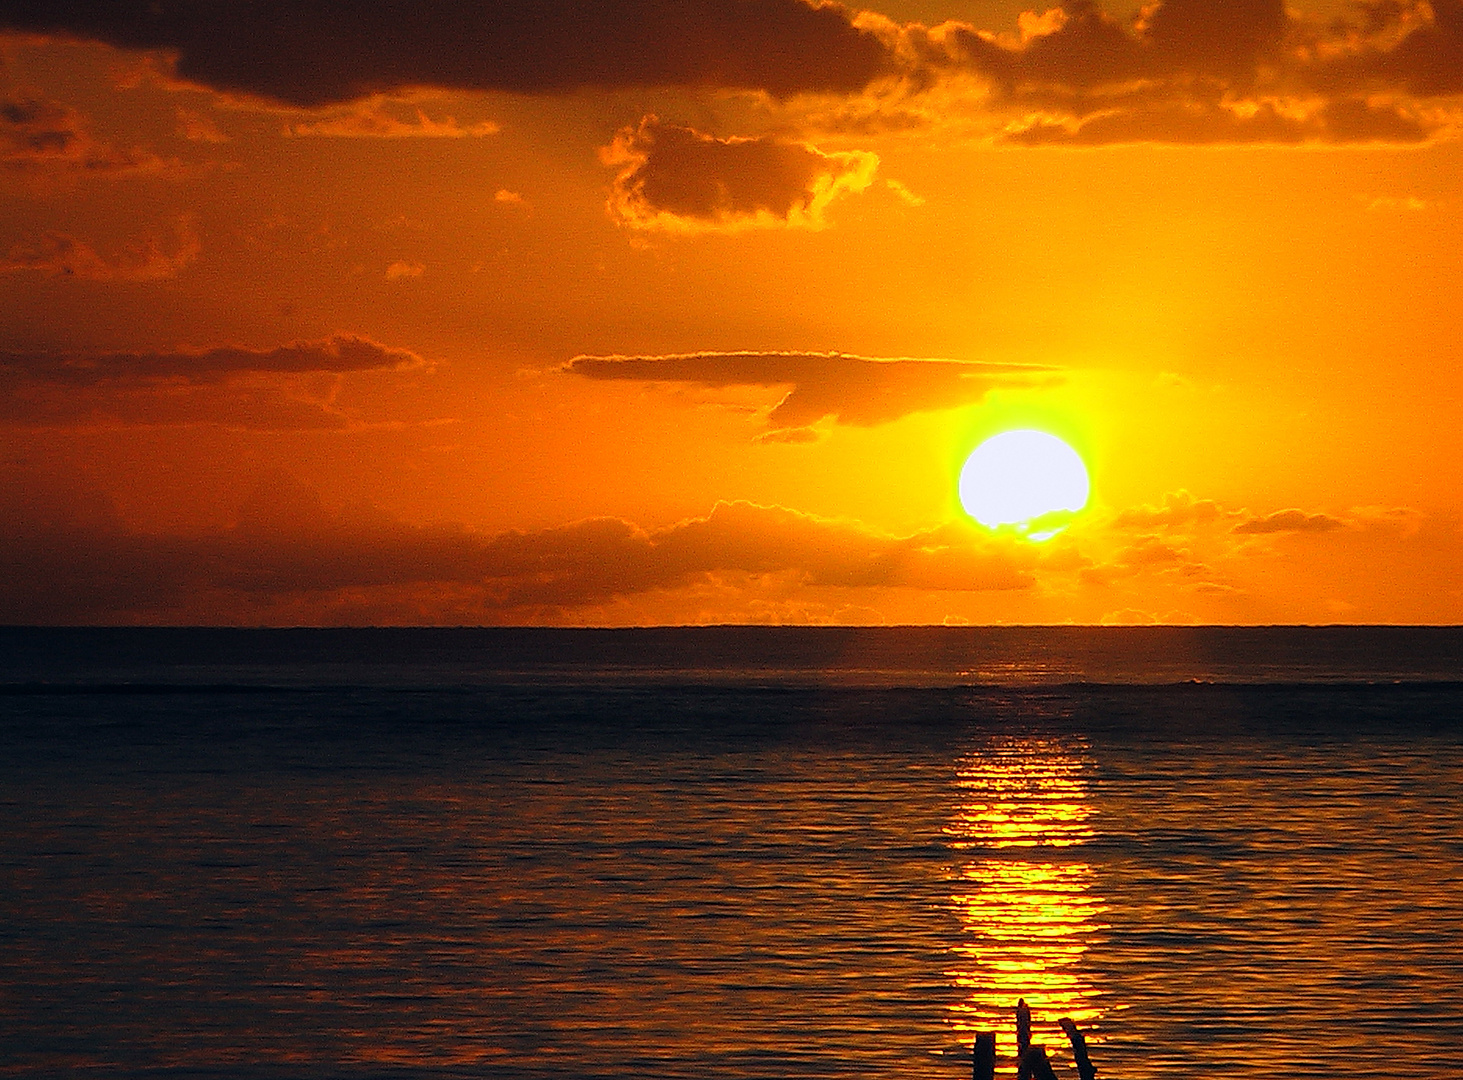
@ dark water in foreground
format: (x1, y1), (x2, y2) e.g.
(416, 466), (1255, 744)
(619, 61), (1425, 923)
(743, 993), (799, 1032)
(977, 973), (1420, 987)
(1, 626), (1461, 1079)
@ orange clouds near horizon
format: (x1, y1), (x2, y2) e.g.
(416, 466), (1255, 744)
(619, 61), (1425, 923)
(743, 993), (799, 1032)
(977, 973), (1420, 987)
(1, 0), (1461, 625)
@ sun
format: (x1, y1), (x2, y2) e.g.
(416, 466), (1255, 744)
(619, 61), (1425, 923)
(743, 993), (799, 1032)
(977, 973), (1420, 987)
(959, 429), (1090, 540)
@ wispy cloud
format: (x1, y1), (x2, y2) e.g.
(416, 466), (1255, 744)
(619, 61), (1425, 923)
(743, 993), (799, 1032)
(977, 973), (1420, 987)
(2, 97), (176, 182)
(2, 218), (199, 281)
(0, 335), (423, 384)
(565, 350), (1051, 433)
(0, 335), (425, 429)
(175, 107), (228, 143)
(285, 99), (500, 138)
(1088, 489), (1463, 621)
(1233, 508), (1346, 534)
(1112, 489), (1241, 531)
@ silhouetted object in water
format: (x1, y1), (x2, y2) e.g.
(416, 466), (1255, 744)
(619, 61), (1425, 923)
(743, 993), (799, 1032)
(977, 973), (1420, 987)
(1060, 1016), (1097, 1080)
(1019, 1046), (1062, 1080)
(1016, 999), (1033, 1080)
(974, 1003), (1096, 1080)
(973, 1032), (996, 1080)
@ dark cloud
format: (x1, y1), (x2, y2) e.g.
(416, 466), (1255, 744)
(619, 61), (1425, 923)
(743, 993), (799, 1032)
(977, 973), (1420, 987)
(2, 219), (199, 280)
(1115, 492), (1348, 538)
(0, 0), (890, 106)
(915, 0), (1262, 95)
(1116, 535), (1190, 567)
(451, 502), (1031, 610)
(2, 98), (82, 161)
(0, 335), (424, 428)
(1, 334), (421, 386)
(0, 472), (202, 620)
(2, 97), (172, 179)
(602, 116), (876, 230)
(1335, 0), (1463, 96)
(1318, 97), (1431, 142)
(284, 99), (500, 138)
(655, 501), (1031, 593)
(1233, 509), (1347, 534)
(1006, 98), (1429, 146)
(927, 4), (1143, 93)
(911, 0), (1463, 144)
(0, 481), (1034, 624)
(1112, 490), (1237, 531)
(6, 1), (1459, 148)
(1138, 0), (1288, 75)
(566, 350), (1049, 431)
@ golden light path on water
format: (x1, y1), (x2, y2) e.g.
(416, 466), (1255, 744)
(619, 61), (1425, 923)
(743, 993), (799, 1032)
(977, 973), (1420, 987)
(946, 737), (1108, 1074)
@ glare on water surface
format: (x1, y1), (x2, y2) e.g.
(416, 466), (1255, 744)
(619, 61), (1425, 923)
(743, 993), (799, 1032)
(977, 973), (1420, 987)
(946, 738), (1107, 1072)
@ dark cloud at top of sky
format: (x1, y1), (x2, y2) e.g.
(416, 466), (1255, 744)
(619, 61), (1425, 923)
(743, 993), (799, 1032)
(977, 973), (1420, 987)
(1319, 0), (1463, 97)
(4, 1), (1461, 146)
(910, 0), (1463, 144)
(566, 351), (1049, 432)
(1138, 0), (1288, 76)
(929, 0), (1418, 91)
(0, 0), (890, 106)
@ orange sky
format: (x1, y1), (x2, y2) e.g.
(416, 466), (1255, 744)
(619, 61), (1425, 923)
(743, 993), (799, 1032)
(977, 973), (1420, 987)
(2, 0), (1461, 625)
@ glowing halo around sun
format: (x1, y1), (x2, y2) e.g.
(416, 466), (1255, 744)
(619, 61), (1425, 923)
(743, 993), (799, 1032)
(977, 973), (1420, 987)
(959, 430), (1090, 540)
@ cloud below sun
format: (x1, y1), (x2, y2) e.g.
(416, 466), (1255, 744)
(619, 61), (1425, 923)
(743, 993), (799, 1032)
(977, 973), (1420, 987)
(0, 477), (1039, 625)
(2, 471), (1455, 626)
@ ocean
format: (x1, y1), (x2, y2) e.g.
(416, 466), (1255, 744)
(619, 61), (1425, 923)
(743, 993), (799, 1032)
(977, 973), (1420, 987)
(1, 626), (1461, 1079)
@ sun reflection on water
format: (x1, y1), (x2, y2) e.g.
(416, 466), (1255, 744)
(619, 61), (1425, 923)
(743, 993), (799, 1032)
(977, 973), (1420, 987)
(947, 737), (1108, 1071)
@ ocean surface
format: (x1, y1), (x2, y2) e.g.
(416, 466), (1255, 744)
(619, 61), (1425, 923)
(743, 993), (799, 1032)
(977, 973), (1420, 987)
(1, 626), (1461, 1079)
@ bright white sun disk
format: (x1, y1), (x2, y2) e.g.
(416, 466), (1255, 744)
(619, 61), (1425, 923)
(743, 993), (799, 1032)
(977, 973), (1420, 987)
(959, 429), (1089, 537)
